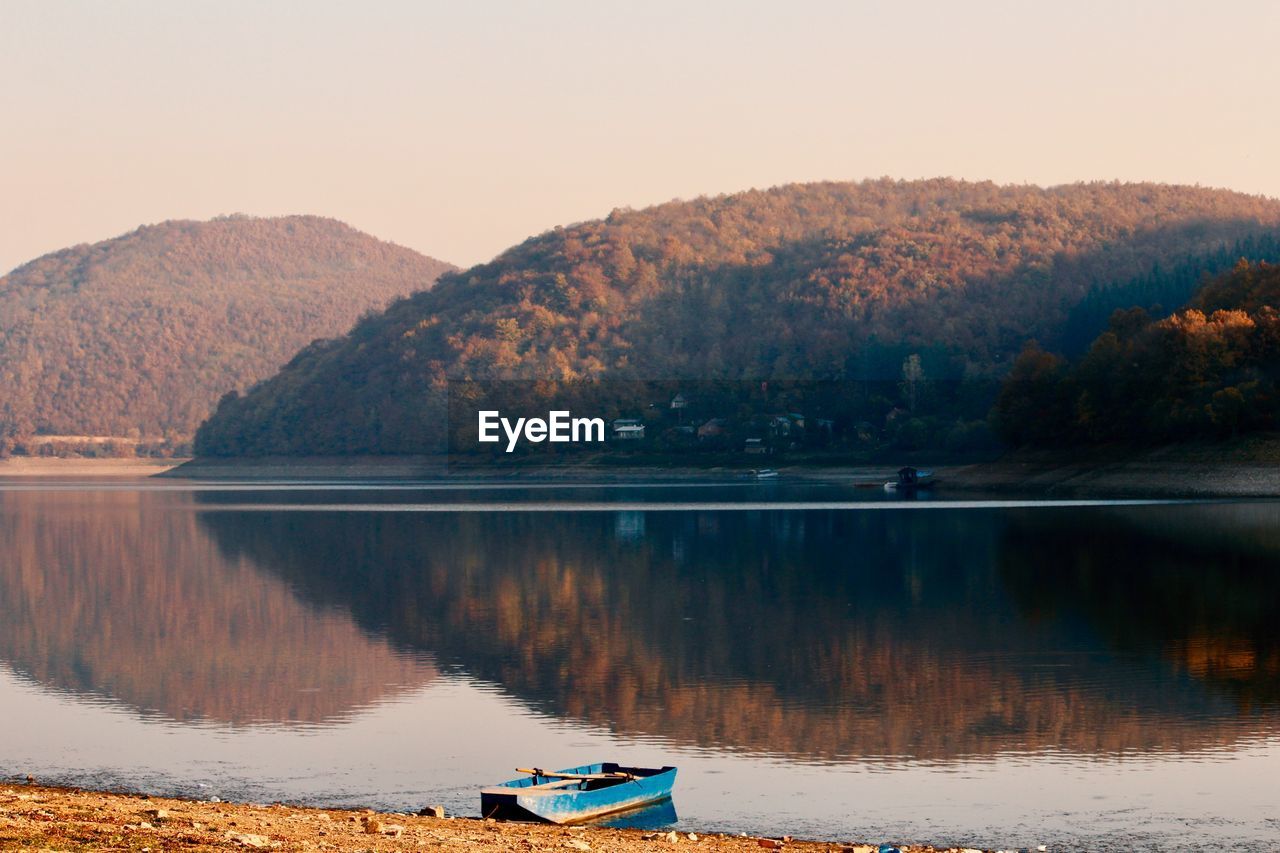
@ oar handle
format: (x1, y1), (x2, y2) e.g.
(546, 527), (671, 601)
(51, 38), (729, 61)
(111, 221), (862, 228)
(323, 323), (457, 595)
(515, 768), (634, 780)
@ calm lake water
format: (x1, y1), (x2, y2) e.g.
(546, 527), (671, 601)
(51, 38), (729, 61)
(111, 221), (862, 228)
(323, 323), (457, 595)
(1, 478), (1279, 851)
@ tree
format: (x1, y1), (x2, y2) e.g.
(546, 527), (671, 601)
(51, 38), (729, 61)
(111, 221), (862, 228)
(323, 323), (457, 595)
(991, 342), (1074, 446)
(901, 354), (924, 412)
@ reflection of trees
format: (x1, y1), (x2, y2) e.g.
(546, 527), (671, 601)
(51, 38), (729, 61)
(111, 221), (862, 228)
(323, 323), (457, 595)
(998, 505), (1280, 708)
(0, 490), (435, 725)
(197, 504), (1277, 760)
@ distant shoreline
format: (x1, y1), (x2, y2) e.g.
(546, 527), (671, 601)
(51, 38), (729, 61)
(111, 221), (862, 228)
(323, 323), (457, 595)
(155, 442), (1280, 499)
(0, 457), (187, 477)
(942, 459), (1280, 499)
(6, 441), (1278, 499)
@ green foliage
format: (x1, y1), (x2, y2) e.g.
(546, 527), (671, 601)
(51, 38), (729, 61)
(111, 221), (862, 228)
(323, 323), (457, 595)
(194, 180), (1280, 456)
(996, 261), (1280, 445)
(0, 216), (453, 447)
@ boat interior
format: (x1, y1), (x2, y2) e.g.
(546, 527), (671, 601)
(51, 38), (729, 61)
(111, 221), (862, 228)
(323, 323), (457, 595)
(490, 763), (668, 795)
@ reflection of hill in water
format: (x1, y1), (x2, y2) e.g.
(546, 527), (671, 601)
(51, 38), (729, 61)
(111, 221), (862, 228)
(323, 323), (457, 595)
(999, 504), (1280, 709)
(0, 490), (436, 725)
(196, 501), (1280, 760)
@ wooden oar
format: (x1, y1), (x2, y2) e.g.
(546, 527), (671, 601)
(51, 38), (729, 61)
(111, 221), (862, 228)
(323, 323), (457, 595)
(516, 767), (635, 781)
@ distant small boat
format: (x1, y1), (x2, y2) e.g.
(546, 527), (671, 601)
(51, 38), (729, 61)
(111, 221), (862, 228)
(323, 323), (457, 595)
(750, 468), (779, 479)
(481, 763), (677, 824)
(884, 466), (936, 491)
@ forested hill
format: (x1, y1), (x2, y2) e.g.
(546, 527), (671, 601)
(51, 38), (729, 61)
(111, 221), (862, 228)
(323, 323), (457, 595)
(194, 180), (1280, 456)
(0, 216), (453, 449)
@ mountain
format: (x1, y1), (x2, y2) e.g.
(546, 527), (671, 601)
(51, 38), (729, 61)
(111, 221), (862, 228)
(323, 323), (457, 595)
(193, 180), (1280, 456)
(0, 215), (453, 451)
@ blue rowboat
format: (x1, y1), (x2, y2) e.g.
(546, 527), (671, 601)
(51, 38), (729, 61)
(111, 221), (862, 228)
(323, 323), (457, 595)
(480, 763), (677, 824)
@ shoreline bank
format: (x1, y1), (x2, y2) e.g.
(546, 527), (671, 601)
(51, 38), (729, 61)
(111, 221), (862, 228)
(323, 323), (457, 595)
(0, 457), (187, 477)
(161, 451), (1280, 499)
(941, 458), (1280, 498)
(0, 782), (979, 852)
(6, 446), (1279, 500)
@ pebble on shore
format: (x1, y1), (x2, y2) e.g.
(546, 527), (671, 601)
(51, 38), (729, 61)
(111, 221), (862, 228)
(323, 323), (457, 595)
(0, 782), (1001, 852)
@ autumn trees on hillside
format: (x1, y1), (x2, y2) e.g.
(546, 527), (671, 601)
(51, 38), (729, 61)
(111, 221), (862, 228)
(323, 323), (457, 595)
(994, 262), (1280, 445)
(194, 180), (1280, 456)
(0, 216), (453, 452)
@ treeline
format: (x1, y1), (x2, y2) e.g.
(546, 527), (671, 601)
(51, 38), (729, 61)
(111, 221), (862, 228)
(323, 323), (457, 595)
(195, 180), (1280, 456)
(1, 437), (179, 458)
(994, 261), (1280, 445)
(1057, 232), (1280, 355)
(0, 215), (453, 455)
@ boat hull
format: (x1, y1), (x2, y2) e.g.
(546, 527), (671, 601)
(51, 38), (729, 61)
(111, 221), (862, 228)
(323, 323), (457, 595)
(481, 763), (677, 824)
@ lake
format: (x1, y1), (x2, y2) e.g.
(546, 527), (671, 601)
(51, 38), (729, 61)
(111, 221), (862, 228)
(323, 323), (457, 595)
(1, 478), (1278, 851)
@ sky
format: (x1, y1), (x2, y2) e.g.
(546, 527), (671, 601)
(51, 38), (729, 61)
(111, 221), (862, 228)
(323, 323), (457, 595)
(2, 0), (1279, 274)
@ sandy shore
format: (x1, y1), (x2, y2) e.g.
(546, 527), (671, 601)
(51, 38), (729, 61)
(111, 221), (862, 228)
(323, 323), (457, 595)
(0, 782), (985, 852)
(0, 457), (187, 477)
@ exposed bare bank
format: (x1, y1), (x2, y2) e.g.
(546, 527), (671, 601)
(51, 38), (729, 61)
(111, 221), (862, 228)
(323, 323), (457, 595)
(0, 458), (185, 477)
(0, 783), (984, 852)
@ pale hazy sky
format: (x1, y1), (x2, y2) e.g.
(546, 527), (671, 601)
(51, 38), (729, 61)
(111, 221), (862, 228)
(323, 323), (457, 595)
(2, 0), (1278, 274)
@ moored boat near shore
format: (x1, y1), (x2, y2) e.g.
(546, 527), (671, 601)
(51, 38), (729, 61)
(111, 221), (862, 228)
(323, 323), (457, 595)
(884, 466), (936, 491)
(481, 763), (677, 824)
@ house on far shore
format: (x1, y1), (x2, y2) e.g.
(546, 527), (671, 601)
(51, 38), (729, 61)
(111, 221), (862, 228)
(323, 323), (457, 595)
(696, 418), (727, 440)
(670, 392), (691, 423)
(612, 418), (646, 440)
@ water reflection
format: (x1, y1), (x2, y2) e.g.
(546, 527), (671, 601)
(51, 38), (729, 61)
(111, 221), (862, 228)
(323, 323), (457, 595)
(3, 485), (1279, 765)
(0, 489), (436, 725)
(594, 797), (678, 829)
(5, 484), (1280, 848)
(187, 493), (1280, 761)
(999, 505), (1280, 709)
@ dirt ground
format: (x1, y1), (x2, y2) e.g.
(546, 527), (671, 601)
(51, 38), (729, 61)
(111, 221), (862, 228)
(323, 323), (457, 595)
(0, 458), (184, 477)
(0, 783), (992, 852)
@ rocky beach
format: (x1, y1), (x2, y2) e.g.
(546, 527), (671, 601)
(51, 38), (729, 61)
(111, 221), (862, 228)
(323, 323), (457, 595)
(0, 782), (985, 853)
